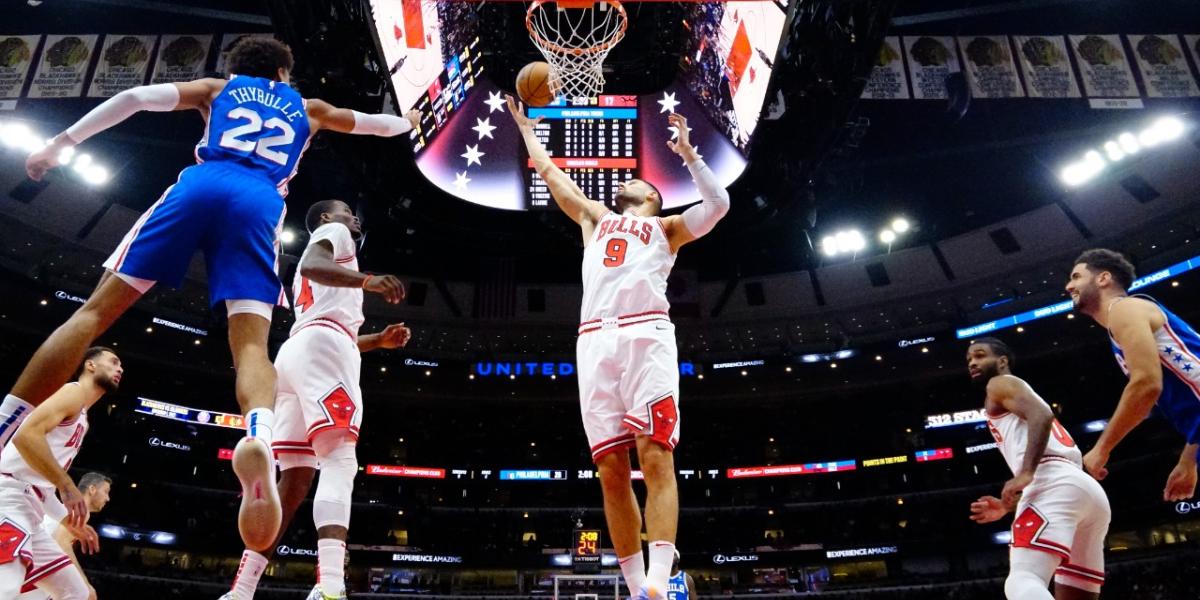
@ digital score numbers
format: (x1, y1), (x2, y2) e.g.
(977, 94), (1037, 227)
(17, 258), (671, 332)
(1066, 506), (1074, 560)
(573, 529), (602, 573)
(526, 96), (639, 209)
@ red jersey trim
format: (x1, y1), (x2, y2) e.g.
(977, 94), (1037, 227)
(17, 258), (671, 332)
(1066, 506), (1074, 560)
(293, 317), (357, 342)
(578, 311), (670, 335)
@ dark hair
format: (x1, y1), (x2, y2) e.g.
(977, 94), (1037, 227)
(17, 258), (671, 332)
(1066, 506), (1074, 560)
(306, 200), (345, 233)
(1074, 248), (1136, 291)
(643, 180), (664, 211)
(78, 472), (112, 492)
(970, 337), (1015, 368)
(226, 37), (294, 80)
(75, 346), (116, 379)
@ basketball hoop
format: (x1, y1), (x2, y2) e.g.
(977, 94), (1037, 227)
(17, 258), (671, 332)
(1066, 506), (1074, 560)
(526, 0), (628, 101)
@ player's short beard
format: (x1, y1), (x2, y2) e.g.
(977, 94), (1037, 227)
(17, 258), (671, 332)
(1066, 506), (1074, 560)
(96, 373), (119, 393)
(614, 190), (641, 213)
(971, 364), (998, 386)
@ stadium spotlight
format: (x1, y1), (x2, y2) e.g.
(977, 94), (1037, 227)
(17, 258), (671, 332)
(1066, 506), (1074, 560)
(879, 229), (897, 244)
(81, 165), (109, 186)
(834, 229), (866, 253)
(820, 235), (838, 257)
(0, 122), (33, 149)
(280, 229), (297, 245)
(1061, 116), (1189, 187)
(891, 218), (910, 233)
(1116, 132), (1140, 155)
(1102, 141), (1124, 162)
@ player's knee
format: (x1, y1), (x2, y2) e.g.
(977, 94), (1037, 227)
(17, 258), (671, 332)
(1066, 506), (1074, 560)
(313, 441), (357, 529)
(1005, 569), (1050, 599)
(596, 453), (633, 489)
(637, 443), (675, 484)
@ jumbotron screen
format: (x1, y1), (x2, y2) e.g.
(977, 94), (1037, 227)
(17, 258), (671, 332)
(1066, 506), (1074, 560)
(368, 0), (788, 211)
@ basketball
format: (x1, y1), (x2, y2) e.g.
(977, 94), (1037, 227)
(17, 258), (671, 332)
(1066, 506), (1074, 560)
(516, 61), (556, 107)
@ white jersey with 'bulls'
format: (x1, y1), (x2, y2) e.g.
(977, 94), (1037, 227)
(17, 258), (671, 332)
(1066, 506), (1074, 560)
(0, 384), (88, 490)
(580, 212), (676, 327)
(986, 410), (1082, 476)
(290, 222), (364, 340)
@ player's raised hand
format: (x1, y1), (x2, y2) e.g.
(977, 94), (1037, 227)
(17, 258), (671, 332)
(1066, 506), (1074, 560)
(666, 113), (699, 163)
(364, 274), (405, 304)
(1083, 447), (1109, 481)
(1164, 461), (1198, 501)
(969, 495), (1007, 524)
(1001, 471), (1033, 507)
(377, 323), (412, 350)
(504, 95), (543, 132)
(25, 135), (72, 181)
(59, 481), (90, 531)
(404, 109), (421, 131)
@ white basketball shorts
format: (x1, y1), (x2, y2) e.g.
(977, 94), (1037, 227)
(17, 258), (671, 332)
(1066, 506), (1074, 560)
(272, 324), (363, 467)
(0, 478), (71, 596)
(577, 319), (680, 462)
(1010, 458), (1111, 592)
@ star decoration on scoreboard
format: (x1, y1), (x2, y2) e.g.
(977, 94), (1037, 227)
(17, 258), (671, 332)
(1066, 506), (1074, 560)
(657, 91), (680, 113)
(454, 171), (471, 189)
(461, 144), (485, 167)
(472, 117), (496, 140)
(484, 90), (506, 113)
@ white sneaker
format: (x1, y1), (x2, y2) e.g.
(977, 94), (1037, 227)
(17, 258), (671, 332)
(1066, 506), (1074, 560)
(306, 584), (347, 600)
(232, 436), (281, 552)
(217, 594), (234, 600)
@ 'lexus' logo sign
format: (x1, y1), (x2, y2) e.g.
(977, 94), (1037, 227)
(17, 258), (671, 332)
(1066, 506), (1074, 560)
(1177, 500), (1200, 515)
(712, 554), (758, 565)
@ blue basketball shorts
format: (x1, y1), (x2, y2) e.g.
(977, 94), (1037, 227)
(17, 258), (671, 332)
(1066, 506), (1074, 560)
(103, 161), (288, 307)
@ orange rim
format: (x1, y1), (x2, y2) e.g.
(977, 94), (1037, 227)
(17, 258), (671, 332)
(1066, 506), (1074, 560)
(526, 0), (628, 56)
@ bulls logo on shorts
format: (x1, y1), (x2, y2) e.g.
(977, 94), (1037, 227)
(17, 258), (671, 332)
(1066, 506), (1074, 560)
(0, 519), (29, 565)
(321, 386), (357, 429)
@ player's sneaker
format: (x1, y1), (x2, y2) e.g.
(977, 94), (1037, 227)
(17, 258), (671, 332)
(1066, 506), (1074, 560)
(305, 584), (347, 600)
(216, 594), (234, 600)
(232, 436), (281, 552)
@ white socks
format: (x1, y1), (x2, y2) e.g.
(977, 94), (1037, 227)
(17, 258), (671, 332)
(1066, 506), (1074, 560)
(244, 407), (275, 447)
(618, 551), (647, 598)
(0, 394), (34, 447)
(645, 541), (676, 599)
(232, 549), (268, 599)
(318, 538), (347, 597)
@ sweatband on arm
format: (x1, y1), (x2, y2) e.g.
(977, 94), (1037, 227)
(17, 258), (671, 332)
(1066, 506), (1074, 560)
(350, 111), (413, 137)
(65, 83), (180, 143)
(680, 159), (730, 238)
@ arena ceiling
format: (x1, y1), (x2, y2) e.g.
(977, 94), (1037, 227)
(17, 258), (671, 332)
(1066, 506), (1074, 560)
(3, 0), (1200, 319)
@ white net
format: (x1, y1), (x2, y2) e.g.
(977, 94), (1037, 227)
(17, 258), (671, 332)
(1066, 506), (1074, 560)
(526, 0), (628, 101)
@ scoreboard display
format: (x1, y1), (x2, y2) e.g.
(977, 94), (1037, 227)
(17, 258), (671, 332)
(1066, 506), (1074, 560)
(573, 529), (602, 573)
(525, 96), (639, 209)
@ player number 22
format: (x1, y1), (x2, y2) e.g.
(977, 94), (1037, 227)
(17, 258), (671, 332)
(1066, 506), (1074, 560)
(604, 239), (628, 267)
(219, 107), (296, 166)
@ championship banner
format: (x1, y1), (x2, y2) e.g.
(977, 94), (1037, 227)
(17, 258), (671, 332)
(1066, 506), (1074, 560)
(1128, 34), (1200, 98)
(151, 34), (212, 85)
(1187, 35), (1200, 84)
(87, 34), (155, 98)
(861, 36), (910, 99)
(215, 33), (274, 75)
(1014, 35), (1081, 98)
(1069, 34), (1139, 98)
(0, 35), (40, 99)
(28, 34), (99, 98)
(958, 35), (1024, 98)
(903, 36), (959, 100)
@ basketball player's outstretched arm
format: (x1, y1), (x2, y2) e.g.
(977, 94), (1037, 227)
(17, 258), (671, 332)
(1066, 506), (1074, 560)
(299, 239), (405, 304)
(661, 114), (730, 253)
(25, 78), (227, 180)
(504, 95), (607, 228)
(358, 324), (412, 353)
(1165, 443), (1199, 501)
(988, 375), (1055, 506)
(305, 99), (421, 137)
(11, 385), (90, 528)
(1084, 299), (1164, 480)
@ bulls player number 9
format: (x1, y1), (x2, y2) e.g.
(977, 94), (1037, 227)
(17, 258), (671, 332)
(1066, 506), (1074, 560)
(604, 239), (628, 268)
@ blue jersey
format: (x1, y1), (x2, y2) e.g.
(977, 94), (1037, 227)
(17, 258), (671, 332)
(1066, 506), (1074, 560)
(195, 75), (311, 195)
(666, 571), (689, 600)
(1110, 296), (1200, 443)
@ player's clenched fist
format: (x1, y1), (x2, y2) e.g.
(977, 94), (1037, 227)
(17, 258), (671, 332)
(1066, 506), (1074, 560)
(968, 495), (1007, 524)
(364, 274), (405, 304)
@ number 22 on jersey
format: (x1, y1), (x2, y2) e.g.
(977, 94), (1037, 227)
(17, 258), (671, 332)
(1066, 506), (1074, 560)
(218, 106), (296, 165)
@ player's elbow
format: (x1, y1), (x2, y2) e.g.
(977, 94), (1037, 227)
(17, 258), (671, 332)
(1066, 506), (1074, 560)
(1131, 374), (1163, 406)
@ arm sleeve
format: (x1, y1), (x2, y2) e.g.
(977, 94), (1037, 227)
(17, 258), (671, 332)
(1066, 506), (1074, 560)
(350, 111), (414, 137)
(43, 495), (68, 524)
(65, 83), (181, 143)
(680, 159), (731, 239)
(309, 223), (357, 261)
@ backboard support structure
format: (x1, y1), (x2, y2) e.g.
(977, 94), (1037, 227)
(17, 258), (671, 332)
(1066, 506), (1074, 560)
(553, 574), (622, 600)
